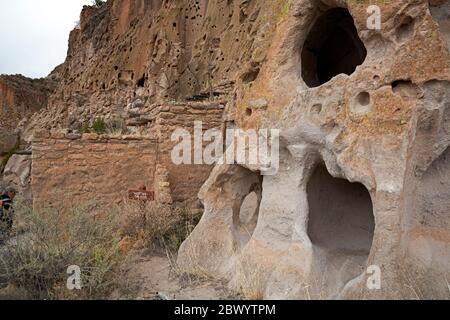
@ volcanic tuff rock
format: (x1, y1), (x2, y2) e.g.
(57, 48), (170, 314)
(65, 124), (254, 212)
(25, 0), (287, 138)
(0, 0), (449, 300)
(0, 74), (57, 132)
(178, 0), (450, 299)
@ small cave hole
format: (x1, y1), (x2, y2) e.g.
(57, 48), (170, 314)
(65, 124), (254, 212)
(301, 8), (367, 88)
(392, 80), (421, 99)
(351, 91), (372, 115)
(311, 103), (323, 114)
(137, 74), (146, 87)
(357, 91), (371, 106)
(232, 172), (263, 247)
(396, 16), (415, 43)
(241, 64), (260, 84)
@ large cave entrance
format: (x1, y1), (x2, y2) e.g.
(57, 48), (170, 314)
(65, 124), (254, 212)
(301, 8), (367, 88)
(307, 165), (375, 255)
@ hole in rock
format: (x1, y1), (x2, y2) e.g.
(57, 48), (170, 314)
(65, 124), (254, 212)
(301, 8), (367, 88)
(351, 91), (372, 115)
(245, 108), (253, 117)
(307, 165), (375, 258)
(239, 191), (259, 229)
(392, 80), (421, 99)
(356, 91), (370, 106)
(396, 16), (415, 43)
(137, 74), (146, 87)
(232, 169), (263, 247)
(311, 104), (322, 114)
(240, 62), (260, 83)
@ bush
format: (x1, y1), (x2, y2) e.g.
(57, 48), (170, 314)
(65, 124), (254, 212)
(121, 201), (202, 253)
(80, 118), (129, 136)
(106, 118), (130, 136)
(0, 202), (126, 299)
(91, 118), (107, 135)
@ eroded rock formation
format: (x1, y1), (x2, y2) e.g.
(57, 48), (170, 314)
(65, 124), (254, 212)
(178, 0), (450, 299)
(0, 0), (449, 299)
(0, 74), (56, 187)
(0, 74), (57, 132)
(25, 0), (284, 137)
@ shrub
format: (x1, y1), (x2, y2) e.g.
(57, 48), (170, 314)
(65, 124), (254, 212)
(0, 202), (126, 299)
(91, 118), (107, 135)
(80, 118), (129, 136)
(121, 201), (202, 253)
(106, 118), (130, 136)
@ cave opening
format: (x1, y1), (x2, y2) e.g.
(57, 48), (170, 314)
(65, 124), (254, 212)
(307, 165), (375, 257)
(301, 8), (367, 88)
(137, 74), (146, 87)
(232, 170), (263, 248)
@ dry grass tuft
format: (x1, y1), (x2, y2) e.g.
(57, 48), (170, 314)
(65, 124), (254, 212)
(0, 202), (126, 299)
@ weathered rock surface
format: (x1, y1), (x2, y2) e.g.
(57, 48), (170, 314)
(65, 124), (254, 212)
(25, 0), (284, 138)
(0, 74), (57, 132)
(2, 154), (32, 201)
(178, 0), (450, 299)
(1, 0), (449, 300)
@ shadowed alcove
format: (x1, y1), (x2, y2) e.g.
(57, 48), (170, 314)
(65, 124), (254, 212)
(307, 165), (375, 256)
(301, 8), (367, 87)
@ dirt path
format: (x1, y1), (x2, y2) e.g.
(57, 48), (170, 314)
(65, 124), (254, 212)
(112, 253), (239, 300)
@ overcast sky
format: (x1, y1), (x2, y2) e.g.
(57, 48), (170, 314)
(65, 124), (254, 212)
(0, 0), (93, 78)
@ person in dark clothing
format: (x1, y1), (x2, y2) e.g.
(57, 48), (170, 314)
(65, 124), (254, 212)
(0, 186), (16, 237)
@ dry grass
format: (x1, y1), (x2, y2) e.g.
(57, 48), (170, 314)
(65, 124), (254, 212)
(120, 200), (201, 253)
(235, 259), (265, 300)
(0, 202), (126, 299)
(0, 199), (206, 300)
(120, 200), (218, 291)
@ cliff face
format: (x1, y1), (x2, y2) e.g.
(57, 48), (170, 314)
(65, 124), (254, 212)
(0, 75), (56, 132)
(28, 0), (287, 135)
(1, 0), (449, 300)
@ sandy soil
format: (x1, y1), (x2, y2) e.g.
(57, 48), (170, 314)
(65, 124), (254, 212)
(111, 253), (239, 300)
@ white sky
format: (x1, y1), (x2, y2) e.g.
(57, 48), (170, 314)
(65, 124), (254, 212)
(0, 0), (93, 78)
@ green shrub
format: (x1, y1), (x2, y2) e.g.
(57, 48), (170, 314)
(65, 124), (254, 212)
(80, 118), (129, 136)
(0, 202), (126, 299)
(91, 118), (107, 135)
